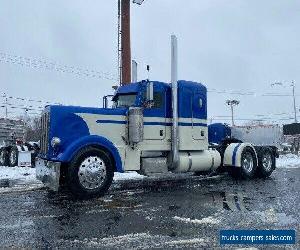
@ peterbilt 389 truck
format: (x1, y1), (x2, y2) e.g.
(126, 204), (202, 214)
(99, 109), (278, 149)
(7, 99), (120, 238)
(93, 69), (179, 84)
(36, 36), (277, 197)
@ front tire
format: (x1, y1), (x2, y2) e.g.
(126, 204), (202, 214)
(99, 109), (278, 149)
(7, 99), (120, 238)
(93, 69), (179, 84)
(67, 147), (114, 198)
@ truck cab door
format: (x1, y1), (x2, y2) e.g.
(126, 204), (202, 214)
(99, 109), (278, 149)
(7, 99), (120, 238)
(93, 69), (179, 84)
(192, 92), (207, 140)
(143, 90), (167, 140)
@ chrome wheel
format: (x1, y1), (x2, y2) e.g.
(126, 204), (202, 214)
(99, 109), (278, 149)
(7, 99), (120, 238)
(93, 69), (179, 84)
(0, 151), (5, 164)
(78, 156), (107, 190)
(10, 150), (17, 165)
(262, 153), (272, 171)
(242, 152), (254, 173)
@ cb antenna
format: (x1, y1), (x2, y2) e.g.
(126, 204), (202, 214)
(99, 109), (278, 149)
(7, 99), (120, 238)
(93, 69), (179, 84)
(146, 65), (150, 81)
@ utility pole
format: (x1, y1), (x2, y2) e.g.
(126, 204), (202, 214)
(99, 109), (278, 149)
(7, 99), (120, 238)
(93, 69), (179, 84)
(226, 100), (240, 126)
(120, 0), (131, 85)
(118, 0), (145, 85)
(3, 93), (8, 119)
(272, 81), (297, 123)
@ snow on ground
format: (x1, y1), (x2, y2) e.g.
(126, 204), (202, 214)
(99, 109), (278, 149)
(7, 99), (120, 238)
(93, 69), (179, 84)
(0, 166), (37, 184)
(173, 216), (220, 225)
(0, 166), (42, 192)
(276, 153), (300, 168)
(114, 172), (144, 181)
(0, 166), (144, 182)
(0, 165), (145, 190)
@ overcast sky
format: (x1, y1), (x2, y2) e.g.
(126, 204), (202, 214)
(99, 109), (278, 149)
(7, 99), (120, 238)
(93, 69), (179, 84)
(1, 0), (300, 124)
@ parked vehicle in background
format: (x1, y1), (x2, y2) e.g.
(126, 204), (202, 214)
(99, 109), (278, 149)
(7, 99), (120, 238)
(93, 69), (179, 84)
(283, 123), (300, 153)
(0, 118), (39, 167)
(208, 123), (283, 147)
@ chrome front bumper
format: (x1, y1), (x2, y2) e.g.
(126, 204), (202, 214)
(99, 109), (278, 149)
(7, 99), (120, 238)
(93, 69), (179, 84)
(36, 158), (61, 191)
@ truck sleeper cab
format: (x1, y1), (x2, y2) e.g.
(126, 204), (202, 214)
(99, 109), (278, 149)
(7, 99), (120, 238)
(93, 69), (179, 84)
(36, 80), (277, 198)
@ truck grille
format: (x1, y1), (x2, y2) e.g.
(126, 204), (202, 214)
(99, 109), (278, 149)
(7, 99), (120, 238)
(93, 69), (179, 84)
(40, 111), (50, 155)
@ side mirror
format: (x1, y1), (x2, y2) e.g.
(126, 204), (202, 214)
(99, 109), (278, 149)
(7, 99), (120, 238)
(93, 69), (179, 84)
(146, 82), (154, 102)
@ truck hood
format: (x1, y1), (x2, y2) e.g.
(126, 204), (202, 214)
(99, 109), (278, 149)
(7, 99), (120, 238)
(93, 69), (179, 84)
(41, 105), (127, 159)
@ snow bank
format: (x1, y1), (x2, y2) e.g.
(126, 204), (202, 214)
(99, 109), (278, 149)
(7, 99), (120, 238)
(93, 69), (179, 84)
(0, 166), (37, 184)
(114, 172), (145, 181)
(276, 154), (300, 168)
(165, 238), (205, 246)
(173, 216), (220, 225)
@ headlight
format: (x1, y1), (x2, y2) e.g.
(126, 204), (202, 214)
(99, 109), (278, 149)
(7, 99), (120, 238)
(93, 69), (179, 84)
(51, 137), (61, 148)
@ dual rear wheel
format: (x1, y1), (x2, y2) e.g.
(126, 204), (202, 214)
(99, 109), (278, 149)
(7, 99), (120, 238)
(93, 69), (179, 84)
(8, 147), (18, 167)
(0, 147), (18, 167)
(0, 148), (9, 166)
(229, 146), (275, 179)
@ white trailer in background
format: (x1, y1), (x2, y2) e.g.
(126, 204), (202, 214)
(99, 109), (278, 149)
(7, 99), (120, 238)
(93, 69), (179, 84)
(231, 125), (283, 148)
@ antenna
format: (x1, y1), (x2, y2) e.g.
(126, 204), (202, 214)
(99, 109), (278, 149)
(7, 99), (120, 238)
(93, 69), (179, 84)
(146, 65), (150, 81)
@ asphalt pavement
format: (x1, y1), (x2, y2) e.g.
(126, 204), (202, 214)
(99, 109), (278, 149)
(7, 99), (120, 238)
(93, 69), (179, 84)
(0, 168), (299, 249)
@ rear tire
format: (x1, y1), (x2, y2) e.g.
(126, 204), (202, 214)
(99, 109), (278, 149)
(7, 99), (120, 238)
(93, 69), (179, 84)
(228, 146), (257, 179)
(256, 147), (275, 178)
(0, 148), (9, 166)
(8, 147), (18, 167)
(67, 147), (114, 198)
(240, 147), (257, 179)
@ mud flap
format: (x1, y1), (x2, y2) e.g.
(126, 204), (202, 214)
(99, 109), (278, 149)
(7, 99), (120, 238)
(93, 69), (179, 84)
(18, 151), (31, 167)
(36, 158), (61, 191)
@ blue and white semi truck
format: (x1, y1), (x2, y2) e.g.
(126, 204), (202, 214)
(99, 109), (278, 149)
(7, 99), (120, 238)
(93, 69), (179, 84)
(36, 36), (277, 197)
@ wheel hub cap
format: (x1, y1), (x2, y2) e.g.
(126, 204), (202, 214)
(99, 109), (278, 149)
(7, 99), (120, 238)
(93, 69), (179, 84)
(78, 156), (106, 190)
(0, 151), (4, 163)
(10, 151), (16, 164)
(242, 152), (254, 173)
(262, 153), (272, 171)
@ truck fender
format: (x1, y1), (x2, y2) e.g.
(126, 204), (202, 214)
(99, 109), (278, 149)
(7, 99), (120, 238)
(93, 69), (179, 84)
(57, 135), (123, 172)
(223, 143), (258, 167)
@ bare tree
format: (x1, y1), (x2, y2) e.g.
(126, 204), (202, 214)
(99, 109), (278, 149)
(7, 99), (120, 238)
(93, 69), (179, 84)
(22, 116), (41, 142)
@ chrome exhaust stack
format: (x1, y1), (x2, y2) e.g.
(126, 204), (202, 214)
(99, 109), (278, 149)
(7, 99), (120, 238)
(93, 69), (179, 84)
(171, 35), (179, 170)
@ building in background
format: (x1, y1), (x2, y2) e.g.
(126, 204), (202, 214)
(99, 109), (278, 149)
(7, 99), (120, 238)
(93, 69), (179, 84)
(0, 118), (25, 146)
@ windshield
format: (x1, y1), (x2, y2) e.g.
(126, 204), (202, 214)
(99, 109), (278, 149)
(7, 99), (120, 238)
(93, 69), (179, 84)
(114, 94), (137, 108)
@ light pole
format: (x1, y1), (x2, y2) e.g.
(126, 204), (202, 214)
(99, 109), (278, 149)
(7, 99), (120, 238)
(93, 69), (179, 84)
(272, 81), (297, 123)
(292, 81), (297, 123)
(226, 99), (240, 126)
